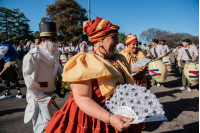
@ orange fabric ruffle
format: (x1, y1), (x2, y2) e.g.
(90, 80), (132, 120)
(83, 17), (119, 44)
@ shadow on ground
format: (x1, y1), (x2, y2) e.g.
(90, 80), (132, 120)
(0, 108), (25, 117)
(160, 122), (199, 133)
(144, 97), (199, 132)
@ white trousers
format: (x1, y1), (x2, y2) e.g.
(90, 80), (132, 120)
(32, 100), (53, 133)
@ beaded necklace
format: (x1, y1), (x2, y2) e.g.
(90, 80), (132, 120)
(129, 52), (138, 62)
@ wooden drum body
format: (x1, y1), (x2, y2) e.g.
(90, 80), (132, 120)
(184, 60), (199, 84)
(162, 56), (172, 72)
(60, 54), (68, 67)
(148, 60), (167, 82)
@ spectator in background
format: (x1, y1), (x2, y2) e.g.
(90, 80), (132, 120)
(68, 42), (75, 59)
(59, 42), (68, 55)
(22, 43), (28, 57)
(31, 37), (40, 49)
(17, 43), (23, 60)
(26, 40), (32, 51)
(77, 34), (88, 53)
(138, 42), (141, 48)
(87, 41), (93, 52)
(140, 42), (146, 50)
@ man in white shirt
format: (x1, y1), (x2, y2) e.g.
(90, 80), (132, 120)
(87, 41), (94, 52)
(178, 39), (198, 92)
(30, 37), (40, 49)
(67, 42), (75, 59)
(140, 44), (146, 51)
(160, 40), (170, 56)
(150, 39), (165, 86)
(23, 22), (63, 133)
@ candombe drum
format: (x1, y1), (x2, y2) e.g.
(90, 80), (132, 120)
(148, 60), (167, 82)
(184, 60), (199, 84)
(59, 54), (68, 67)
(162, 56), (172, 72)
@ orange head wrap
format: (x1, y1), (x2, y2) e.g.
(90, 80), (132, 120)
(125, 33), (138, 46)
(83, 17), (119, 44)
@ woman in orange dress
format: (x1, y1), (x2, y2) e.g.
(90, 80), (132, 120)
(46, 17), (144, 133)
(120, 33), (151, 90)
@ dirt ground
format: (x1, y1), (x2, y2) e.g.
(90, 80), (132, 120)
(0, 54), (199, 133)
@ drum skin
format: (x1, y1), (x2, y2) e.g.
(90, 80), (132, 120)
(60, 54), (68, 67)
(148, 60), (167, 82)
(162, 56), (172, 72)
(184, 62), (199, 84)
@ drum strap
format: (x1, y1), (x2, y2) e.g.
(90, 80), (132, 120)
(154, 47), (158, 58)
(185, 49), (192, 59)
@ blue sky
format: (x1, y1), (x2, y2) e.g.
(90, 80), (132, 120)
(0, 0), (199, 43)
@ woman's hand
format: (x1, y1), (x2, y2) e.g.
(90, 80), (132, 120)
(131, 66), (143, 73)
(110, 115), (133, 132)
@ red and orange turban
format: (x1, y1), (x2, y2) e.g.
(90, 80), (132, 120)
(125, 33), (138, 46)
(83, 17), (119, 44)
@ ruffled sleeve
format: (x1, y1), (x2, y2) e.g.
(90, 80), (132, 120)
(62, 52), (134, 99)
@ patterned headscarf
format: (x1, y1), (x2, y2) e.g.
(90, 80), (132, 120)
(125, 33), (138, 46)
(83, 17), (119, 44)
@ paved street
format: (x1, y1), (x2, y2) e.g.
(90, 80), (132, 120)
(0, 55), (199, 133)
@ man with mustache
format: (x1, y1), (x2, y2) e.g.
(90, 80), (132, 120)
(23, 22), (63, 133)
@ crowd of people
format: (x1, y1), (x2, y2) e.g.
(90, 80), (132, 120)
(0, 17), (199, 133)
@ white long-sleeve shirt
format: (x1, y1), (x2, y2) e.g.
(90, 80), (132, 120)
(150, 44), (165, 58)
(163, 45), (170, 54)
(178, 45), (198, 61)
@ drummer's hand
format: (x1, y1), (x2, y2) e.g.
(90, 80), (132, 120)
(192, 58), (196, 62)
(110, 115), (133, 132)
(155, 57), (160, 60)
(178, 62), (182, 67)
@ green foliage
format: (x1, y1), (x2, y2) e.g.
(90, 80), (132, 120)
(118, 32), (127, 45)
(42, 0), (88, 45)
(0, 7), (34, 43)
(61, 82), (71, 94)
